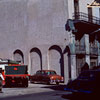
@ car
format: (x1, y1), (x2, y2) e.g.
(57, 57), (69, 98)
(30, 70), (64, 85)
(65, 69), (100, 97)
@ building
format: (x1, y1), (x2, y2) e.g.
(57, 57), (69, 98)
(65, 0), (100, 80)
(0, 0), (70, 83)
(0, 0), (99, 83)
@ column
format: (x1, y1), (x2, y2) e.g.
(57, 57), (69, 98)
(64, 52), (69, 84)
(70, 33), (77, 80)
(42, 49), (48, 70)
(84, 34), (90, 66)
(97, 41), (100, 65)
(70, 54), (77, 80)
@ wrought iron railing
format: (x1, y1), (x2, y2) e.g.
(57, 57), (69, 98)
(75, 44), (98, 55)
(90, 46), (98, 55)
(75, 44), (86, 54)
(73, 12), (100, 25)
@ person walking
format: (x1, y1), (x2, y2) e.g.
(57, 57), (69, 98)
(0, 68), (4, 93)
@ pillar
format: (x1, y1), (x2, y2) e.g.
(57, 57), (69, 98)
(70, 54), (77, 80)
(84, 34), (90, 66)
(42, 50), (48, 70)
(64, 52), (69, 84)
(70, 33), (77, 80)
(97, 41), (100, 65)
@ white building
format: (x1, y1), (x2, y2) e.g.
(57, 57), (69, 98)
(66, 0), (100, 80)
(0, 0), (99, 83)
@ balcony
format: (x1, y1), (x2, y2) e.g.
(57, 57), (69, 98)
(90, 46), (98, 55)
(75, 44), (98, 55)
(75, 45), (86, 54)
(73, 12), (100, 25)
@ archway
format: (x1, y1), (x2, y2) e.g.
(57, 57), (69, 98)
(13, 49), (24, 64)
(63, 46), (71, 80)
(49, 45), (64, 76)
(30, 48), (42, 75)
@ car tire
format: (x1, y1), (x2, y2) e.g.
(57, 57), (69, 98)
(47, 82), (50, 85)
(30, 80), (35, 83)
(22, 78), (28, 87)
(56, 82), (59, 85)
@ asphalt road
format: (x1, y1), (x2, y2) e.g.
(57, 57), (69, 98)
(0, 91), (68, 100)
(0, 83), (71, 100)
(0, 83), (97, 100)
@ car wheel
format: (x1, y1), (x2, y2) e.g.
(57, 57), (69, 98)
(56, 82), (59, 85)
(47, 82), (50, 85)
(30, 79), (35, 83)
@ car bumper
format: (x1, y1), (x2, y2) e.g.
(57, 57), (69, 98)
(64, 88), (92, 94)
(50, 79), (64, 83)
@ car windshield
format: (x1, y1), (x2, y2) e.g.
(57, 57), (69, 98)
(36, 71), (44, 75)
(78, 71), (100, 80)
(36, 70), (56, 75)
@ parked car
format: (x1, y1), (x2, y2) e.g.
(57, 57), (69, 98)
(65, 69), (100, 96)
(30, 70), (64, 85)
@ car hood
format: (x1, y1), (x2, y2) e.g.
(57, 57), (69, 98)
(48, 74), (62, 79)
(66, 79), (96, 92)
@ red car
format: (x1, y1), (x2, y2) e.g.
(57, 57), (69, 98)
(30, 70), (64, 85)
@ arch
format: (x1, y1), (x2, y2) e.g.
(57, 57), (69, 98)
(49, 45), (62, 54)
(30, 47), (42, 75)
(63, 46), (71, 80)
(13, 49), (24, 64)
(49, 45), (64, 76)
(63, 46), (70, 54)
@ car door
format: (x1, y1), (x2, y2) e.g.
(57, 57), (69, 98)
(36, 71), (42, 82)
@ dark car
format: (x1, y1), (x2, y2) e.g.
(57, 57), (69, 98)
(30, 70), (64, 85)
(65, 69), (100, 96)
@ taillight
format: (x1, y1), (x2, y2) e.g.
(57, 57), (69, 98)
(61, 77), (64, 81)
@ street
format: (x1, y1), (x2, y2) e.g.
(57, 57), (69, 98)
(0, 83), (71, 100)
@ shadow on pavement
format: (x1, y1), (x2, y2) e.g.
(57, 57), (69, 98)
(42, 84), (67, 91)
(3, 85), (26, 88)
(42, 84), (100, 100)
(62, 93), (99, 100)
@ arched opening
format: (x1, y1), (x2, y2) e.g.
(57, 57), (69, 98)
(64, 46), (71, 80)
(49, 45), (64, 76)
(13, 49), (24, 64)
(30, 48), (42, 75)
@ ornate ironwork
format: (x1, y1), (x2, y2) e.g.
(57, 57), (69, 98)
(75, 44), (86, 54)
(73, 12), (100, 25)
(90, 46), (98, 55)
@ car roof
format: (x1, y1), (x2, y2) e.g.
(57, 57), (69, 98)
(37, 70), (56, 72)
(81, 69), (100, 74)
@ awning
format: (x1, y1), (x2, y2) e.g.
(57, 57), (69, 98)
(65, 19), (100, 40)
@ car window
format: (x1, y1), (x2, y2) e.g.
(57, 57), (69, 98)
(78, 71), (98, 80)
(36, 71), (42, 75)
(50, 71), (56, 75)
(45, 71), (56, 75)
(44, 72), (50, 75)
(36, 71), (57, 75)
(41, 71), (44, 75)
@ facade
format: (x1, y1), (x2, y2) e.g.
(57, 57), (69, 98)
(0, 0), (70, 83)
(66, 0), (100, 80)
(0, 0), (99, 84)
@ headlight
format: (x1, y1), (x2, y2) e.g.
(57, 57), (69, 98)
(61, 77), (64, 81)
(50, 76), (54, 80)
